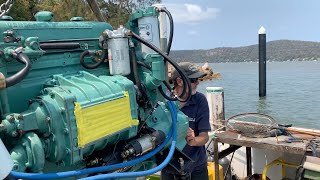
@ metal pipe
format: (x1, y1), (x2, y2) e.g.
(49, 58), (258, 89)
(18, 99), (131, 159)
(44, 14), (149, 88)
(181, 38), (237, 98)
(218, 145), (241, 159)
(40, 43), (80, 50)
(80, 50), (107, 69)
(246, 147), (252, 176)
(214, 137), (219, 180)
(5, 48), (31, 88)
(259, 26), (266, 97)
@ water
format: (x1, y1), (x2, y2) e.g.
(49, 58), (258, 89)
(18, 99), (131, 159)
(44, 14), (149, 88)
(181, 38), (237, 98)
(197, 61), (320, 129)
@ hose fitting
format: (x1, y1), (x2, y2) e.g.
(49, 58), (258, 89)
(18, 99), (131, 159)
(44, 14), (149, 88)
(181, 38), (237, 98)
(2, 47), (31, 88)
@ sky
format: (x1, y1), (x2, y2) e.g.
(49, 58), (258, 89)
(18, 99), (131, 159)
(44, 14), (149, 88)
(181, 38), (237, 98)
(161, 0), (320, 50)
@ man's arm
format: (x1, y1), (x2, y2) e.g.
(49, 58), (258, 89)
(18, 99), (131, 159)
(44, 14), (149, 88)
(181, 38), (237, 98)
(186, 128), (209, 146)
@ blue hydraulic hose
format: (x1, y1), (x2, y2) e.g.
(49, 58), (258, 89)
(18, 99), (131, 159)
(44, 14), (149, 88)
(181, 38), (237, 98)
(10, 101), (176, 180)
(11, 131), (173, 179)
(80, 101), (177, 180)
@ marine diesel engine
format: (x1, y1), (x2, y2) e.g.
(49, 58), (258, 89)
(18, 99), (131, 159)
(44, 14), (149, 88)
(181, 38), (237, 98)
(0, 6), (194, 179)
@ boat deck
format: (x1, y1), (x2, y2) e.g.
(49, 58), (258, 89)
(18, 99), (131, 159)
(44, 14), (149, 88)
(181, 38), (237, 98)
(212, 131), (320, 179)
(215, 131), (320, 154)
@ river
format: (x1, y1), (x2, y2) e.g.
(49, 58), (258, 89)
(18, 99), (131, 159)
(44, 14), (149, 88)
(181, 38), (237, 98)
(196, 61), (320, 128)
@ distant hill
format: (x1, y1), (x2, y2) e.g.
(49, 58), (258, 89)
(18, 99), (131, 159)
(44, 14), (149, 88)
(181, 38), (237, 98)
(170, 40), (320, 63)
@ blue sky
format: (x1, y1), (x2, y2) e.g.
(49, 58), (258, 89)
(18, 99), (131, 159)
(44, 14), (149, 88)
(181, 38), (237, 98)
(161, 0), (320, 50)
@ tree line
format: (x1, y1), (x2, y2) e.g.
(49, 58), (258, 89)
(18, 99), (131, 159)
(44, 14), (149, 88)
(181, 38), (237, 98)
(0, 0), (160, 28)
(170, 40), (320, 63)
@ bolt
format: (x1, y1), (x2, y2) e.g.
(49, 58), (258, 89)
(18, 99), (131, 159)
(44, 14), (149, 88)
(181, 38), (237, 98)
(18, 114), (23, 120)
(63, 128), (69, 134)
(49, 92), (55, 98)
(45, 117), (51, 123)
(12, 164), (19, 170)
(152, 117), (158, 122)
(60, 108), (66, 114)
(12, 131), (18, 137)
(65, 149), (70, 155)
(9, 115), (15, 122)
(15, 37), (21, 42)
(18, 130), (24, 136)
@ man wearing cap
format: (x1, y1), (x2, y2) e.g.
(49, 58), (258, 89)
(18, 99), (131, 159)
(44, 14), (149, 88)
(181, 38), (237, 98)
(162, 62), (211, 180)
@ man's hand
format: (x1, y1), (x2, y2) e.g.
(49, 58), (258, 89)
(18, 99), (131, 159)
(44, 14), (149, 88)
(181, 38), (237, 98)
(186, 128), (209, 146)
(186, 128), (195, 144)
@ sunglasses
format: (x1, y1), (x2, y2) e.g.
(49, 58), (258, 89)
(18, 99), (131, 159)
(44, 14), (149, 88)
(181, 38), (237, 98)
(189, 78), (198, 83)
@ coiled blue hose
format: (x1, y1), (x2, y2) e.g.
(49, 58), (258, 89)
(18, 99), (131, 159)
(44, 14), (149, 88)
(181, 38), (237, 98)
(80, 100), (177, 180)
(10, 101), (177, 180)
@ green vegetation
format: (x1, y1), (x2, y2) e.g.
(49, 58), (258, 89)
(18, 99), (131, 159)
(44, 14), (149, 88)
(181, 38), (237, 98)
(1, 0), (160, 28)
(170, 40), (320, 63)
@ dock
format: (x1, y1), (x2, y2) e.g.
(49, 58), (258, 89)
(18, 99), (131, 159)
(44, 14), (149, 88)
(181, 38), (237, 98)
(211, 131), (320, 179)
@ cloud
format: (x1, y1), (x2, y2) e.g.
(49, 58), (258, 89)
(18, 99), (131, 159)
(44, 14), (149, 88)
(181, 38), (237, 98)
(165, 3), (220, 24)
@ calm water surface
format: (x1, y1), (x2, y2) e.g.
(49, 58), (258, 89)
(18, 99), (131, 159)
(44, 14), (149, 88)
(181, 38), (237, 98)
(197, 61), (320, 129)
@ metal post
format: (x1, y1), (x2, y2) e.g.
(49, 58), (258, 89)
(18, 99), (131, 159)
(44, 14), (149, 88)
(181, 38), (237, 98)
(246, 147), (252, 176)
(258, 26), (266, 97)
(214, 137), (220, 180)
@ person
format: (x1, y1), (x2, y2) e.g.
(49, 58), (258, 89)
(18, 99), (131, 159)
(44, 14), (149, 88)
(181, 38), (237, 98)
(162, 62), (211, 180)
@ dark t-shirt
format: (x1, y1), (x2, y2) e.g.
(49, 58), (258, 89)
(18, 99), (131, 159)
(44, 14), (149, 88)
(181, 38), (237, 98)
(181, 92), (211, 172)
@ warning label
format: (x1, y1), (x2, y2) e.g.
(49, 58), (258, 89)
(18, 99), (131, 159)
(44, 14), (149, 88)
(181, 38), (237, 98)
(138, 23), (153, 41)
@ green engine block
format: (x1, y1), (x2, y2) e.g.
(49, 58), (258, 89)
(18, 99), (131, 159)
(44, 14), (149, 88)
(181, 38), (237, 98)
(0, 8), (189, 175)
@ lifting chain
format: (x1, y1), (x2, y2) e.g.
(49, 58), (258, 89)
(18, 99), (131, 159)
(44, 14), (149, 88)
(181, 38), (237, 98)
(0, 0), (13, 17)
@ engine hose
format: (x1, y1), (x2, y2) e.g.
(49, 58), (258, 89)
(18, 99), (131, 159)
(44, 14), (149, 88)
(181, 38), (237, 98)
(137, 61), (177, 101)
(40, 42), (80, 50)
(158, 82), (177, 101)
(10, 103), (176, 179)
(80, 49), (107, 69)
(80, 101), (177, 180)
(5, 51), (31, 88)
(159, 8), (174, 55)
(131, 32), (192, 102)
(130, 46), (148, 103)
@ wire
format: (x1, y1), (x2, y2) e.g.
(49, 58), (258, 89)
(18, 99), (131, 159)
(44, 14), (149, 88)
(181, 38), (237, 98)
(136, 60), (177, 101)
(223, 152), (235, 180)
(159, 8), (174, 55)
(104, 141), (120, 165)
(80, 49), (107, 69)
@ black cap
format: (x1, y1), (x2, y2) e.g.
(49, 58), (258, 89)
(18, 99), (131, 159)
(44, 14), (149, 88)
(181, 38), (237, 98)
(171, 62), (206, 82)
